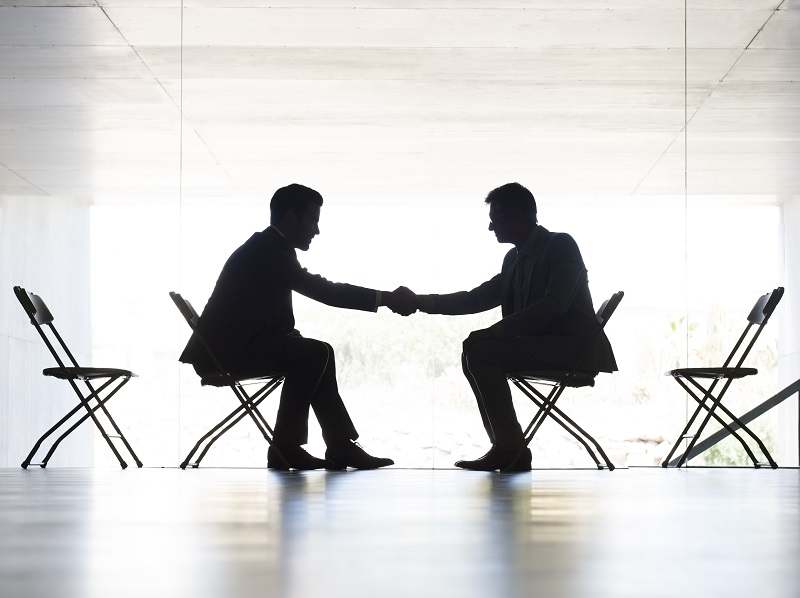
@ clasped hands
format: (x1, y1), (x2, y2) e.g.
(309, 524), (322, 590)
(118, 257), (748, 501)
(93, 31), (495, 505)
(383, 286), (419, 317)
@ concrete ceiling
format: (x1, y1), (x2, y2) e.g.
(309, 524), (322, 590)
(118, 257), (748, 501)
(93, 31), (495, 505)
(0, 0), (798, 204)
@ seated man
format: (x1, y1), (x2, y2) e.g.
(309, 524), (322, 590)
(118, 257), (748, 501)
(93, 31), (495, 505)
(415, 182), (617, 471)
(180, 183), (412, 470)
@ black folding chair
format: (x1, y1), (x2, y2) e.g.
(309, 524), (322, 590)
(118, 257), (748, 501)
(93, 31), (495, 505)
(169, 292), (288, 469)
(662, 287), (784, 469)
(507, 291), (624, 471)
(13, 286), (142, 469)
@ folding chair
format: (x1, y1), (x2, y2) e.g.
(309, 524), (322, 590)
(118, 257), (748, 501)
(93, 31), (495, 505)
(13, 286), (142, 469)
(169, 292), (288, 469)
(507, 291), (624, 471)
(662, 287), (784, 469)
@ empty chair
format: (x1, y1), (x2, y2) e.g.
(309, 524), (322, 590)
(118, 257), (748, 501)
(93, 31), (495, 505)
(13, 286), (142, 469)
(169, 291), (288, 469)
(662, 287), (784, 468)
(507, 291), (624, 470)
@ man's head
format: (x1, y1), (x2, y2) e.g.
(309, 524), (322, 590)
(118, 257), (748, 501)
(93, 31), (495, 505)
(485, 182), (537, 246)
(270, 183), (323, 251)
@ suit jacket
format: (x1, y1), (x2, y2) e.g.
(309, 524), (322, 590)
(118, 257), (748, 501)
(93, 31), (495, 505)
(180, 227), (378, 373)
(422, 225), (617, 373)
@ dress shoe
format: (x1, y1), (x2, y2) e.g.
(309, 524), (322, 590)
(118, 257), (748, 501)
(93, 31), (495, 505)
(326, 441), (394, 470)
(455, 446), (532, 472)
(268, 445), (329, 470)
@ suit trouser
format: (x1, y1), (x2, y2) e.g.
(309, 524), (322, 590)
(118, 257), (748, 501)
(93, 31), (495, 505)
(462, 337), (556, 452)
(236, 334), (358, 447)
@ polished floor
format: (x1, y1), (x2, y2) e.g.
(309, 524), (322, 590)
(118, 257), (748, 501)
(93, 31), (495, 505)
(0, 467), (798, 598)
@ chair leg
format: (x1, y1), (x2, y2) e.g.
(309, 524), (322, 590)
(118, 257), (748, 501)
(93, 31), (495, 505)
(21, 377), (131, 469)
(21, 398), (88, 468)
(510, 378), (615, 471)
(181, 379), (285, 469)
(180, 396), (264, 469)
(545, 402), (615, 470)
(67, 378), (129, 469)
(661, 398), (711, 468)
(39, 387), (122, 467)
(83, 379), (143, 468)
(191, 393), (271, 467)
(681, 377), (778, 468)
(666, 376), (773, 468)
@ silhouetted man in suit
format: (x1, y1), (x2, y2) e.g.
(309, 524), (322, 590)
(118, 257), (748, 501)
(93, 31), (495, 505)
(180, 184), (413, 470)
(413, 182), (616, 471)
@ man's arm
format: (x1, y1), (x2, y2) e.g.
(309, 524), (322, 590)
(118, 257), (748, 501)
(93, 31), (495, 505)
(416, 272), (506, 316)
(291, 265), (381, 312)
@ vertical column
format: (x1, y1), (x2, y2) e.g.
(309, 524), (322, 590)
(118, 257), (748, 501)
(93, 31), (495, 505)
(778, 196), (800, 466)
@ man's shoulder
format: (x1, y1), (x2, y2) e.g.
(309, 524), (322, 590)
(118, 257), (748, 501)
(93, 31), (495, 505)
(537, 228), (583, 264)
(232, 229), (290, 260)
(539, 227), (578, 249)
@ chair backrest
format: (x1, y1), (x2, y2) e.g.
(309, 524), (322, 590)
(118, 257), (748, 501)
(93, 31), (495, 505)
(559, 290), (624, 377)
(747, 286), (784, 325)
(169, 291), (228, 377)
(596, 291), (624, 328)
(723, 286), (784, 370)
(169, 291), (200, 329)
(13, 285), (80, 370)
(14, 285), (55, 325)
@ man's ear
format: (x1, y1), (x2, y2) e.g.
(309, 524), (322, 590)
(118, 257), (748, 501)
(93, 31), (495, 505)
(279, 209), (298, 233)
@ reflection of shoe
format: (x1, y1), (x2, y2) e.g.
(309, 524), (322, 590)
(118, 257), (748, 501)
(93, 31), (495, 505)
(268, 445), (329, 470)
(455, 446), (532, 472)
(326, 441), (394, 470)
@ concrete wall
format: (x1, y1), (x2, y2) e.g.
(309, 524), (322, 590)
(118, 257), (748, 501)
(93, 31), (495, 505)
(0, 195), (93, 467)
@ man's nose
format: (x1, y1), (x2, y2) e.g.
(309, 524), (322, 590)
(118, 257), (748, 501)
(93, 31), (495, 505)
(488, 222), (495, 231)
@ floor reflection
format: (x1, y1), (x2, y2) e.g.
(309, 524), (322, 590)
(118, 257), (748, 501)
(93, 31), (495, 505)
(0, 468), (798, 598)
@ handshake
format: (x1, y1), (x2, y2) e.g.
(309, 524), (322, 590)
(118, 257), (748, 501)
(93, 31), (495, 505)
(382, 286), (420, 317)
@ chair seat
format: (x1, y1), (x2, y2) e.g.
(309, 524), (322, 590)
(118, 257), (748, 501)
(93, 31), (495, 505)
(43, 367), (137, 381)
(200, 371), (283, 387)
(666, 367), (758, 380)
(512, 370), (597, 388)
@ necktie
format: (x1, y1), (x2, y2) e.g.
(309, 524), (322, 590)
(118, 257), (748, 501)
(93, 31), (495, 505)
(514, 252), (526, 312)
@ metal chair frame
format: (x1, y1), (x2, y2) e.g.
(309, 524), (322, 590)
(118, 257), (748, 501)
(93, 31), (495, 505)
(13, 286), (142, 469)
(662, 287), (784, 469)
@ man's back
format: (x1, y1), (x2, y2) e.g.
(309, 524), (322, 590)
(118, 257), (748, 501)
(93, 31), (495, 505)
(179, 228), (297, 372)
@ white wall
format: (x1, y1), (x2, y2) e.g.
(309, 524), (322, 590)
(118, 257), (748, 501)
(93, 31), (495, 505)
(779, 196), (800, 467)
(0, 195), (93, 467)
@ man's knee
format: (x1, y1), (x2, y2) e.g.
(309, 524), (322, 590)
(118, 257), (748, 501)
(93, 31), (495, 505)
(463, 338), (495, 365)
(283, 337), (331, 374)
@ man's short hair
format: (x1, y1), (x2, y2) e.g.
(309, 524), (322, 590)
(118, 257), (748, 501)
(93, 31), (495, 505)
(485, 182), (537, 225)
(270, 184), (323, 223)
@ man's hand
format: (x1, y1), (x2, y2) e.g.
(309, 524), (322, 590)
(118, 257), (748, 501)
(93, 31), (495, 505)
(462, 327), (496, 352)
(383, 286), (418, 316)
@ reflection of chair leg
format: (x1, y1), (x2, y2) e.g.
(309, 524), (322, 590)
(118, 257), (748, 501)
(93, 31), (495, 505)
(180, 378), (287, 469)
(510, 379), (614, 471)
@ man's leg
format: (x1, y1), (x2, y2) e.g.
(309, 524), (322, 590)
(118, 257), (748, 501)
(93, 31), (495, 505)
(272, 336), (357, 447)
(459, 337), (555, 470)
(242, 334), (392, 469)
